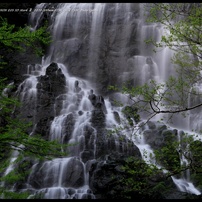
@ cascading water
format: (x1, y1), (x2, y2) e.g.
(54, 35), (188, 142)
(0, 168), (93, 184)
(2, 3), (202, 199)
(16, 61), (101, 199)
(0, 150), (19, 190)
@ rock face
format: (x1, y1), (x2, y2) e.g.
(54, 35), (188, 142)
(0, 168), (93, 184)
(16, 62), (67, 139)
(4, 2), (202, 199)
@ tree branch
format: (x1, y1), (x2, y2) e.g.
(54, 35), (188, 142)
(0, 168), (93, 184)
(152, 102), (202, 114)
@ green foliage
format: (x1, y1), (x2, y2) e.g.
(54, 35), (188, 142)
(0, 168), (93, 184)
(190, 173), (202, 191)
(119, 156), (168, 199)
(0, 189), (30, 199)
(154, 140), (181, 172)
(106, 126), (124, 137)
(0, 16), (51, 55)
(189, 140), (202, 172)
(122, 105), (140, 125)
(0, 16), (51, 71)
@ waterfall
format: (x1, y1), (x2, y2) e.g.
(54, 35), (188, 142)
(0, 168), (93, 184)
(16, 61), (98, 198)
(2, 3), (202, 199)
(0, 150), (19, 188)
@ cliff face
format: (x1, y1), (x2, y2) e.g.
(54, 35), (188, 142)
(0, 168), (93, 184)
(2, 3), (202, 199)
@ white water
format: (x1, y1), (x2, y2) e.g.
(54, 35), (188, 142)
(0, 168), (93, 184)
(171, 177), (201, 195)
(0, 149), (20, 197)
(22, 61), (98, 199)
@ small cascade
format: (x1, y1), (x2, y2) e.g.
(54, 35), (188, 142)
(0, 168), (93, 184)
(1, 150), (19, 180)
(171, 177), (201, 196)
(0, 149), (20, 197)
(132, 123), (158, 166)
(2, 82), (14, 97)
